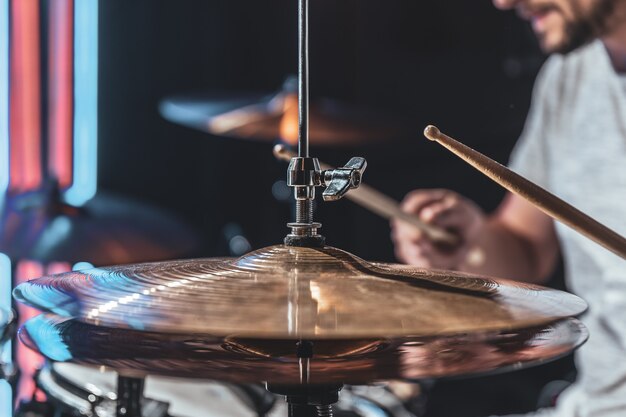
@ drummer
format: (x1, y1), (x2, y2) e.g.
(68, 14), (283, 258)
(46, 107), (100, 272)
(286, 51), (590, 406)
(391, 0), (626, 416)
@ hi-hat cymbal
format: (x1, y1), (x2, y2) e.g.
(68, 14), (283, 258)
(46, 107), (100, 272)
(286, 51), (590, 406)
(14, 245), (586, 339)
(20, 313), (587, 384)
(159, 91), (410, 146)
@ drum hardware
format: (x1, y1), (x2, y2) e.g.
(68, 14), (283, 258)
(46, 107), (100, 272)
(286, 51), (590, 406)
(282, 0), (366, 251)
(265, 384), (342, 417)
(264, 342), (341, 417)
(273, 145), (458, 246)
(423, 125), (626, 259)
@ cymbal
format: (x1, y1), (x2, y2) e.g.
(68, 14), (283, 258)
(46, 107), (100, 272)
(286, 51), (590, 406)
(20, 313), (588, 384)
(0, 190), (200, 264)
(159, 91), (410, 146)
(14, 245), (587, 339)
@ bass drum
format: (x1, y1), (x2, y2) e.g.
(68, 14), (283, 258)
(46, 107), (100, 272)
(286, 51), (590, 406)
(35, 363), (418, 417)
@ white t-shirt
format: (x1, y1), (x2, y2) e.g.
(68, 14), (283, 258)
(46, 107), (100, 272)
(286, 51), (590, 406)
(505, 40), (626, 417)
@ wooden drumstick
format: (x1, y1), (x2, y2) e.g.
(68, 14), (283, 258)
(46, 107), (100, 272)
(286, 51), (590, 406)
(273, 145), (460, 246)
(424, 125), (626, 260)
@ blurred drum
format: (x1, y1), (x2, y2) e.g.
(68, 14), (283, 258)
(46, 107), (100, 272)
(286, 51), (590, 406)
(33, 363), (418, 417)
(36, 363), (274, 417)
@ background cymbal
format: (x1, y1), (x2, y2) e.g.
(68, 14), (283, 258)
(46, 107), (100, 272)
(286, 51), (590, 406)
(20, 314), (588, 384)
(14, 245), (587, 339)
(0, 189), (200, 265)
(159, 91), (411, 146)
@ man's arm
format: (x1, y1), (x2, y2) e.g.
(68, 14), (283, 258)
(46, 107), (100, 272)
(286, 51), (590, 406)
(391, 190), (560, 283)
(463, 193), (560, 282)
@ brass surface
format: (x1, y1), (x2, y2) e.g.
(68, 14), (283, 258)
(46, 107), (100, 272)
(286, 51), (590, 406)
(20, 314), (588, 384)
(14, 245), (586, 339)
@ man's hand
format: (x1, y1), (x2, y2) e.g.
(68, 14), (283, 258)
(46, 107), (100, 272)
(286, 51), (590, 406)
(390, 189), (486, 269)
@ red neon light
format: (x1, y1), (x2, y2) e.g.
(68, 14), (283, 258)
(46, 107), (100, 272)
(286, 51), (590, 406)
(9, 0), (42, 193)
(48, 0), (74, 189)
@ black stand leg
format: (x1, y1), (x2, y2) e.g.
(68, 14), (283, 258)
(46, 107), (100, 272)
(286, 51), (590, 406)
(116, 376), (144, 417)
(267, 383), (342, 417)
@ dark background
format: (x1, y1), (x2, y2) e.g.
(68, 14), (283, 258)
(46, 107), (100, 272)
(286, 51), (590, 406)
(96, 1), (572, 416)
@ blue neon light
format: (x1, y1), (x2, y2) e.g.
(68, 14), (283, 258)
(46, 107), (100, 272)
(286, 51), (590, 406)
(0, 2), (12, 408)
(0, 380), (11, 417)
(65, 0), (98, 206)
(0, 0), (9, 194)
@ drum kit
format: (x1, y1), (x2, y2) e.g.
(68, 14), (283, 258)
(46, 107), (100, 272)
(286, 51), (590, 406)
(8, 1), (626, 416)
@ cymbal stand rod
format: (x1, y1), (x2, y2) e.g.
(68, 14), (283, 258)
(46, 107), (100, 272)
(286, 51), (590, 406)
(296, 0), (311, 227)
(286, 0), (322, 246)
(285, 0), (367, 246)
(298, 0), (309, 159)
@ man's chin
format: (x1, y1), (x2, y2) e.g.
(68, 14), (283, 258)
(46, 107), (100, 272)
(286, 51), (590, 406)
(537, 32), (590, 54)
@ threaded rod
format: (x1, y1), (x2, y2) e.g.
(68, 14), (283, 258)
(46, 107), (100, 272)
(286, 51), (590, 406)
(316, 405), (333, 417)
(295, 200), (314, 224)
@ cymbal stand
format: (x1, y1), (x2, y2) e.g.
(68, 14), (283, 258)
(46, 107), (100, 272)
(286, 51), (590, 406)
(116, 376), (168, 417)
(276, 0), (365, 414)
(267, 383), (343, 417)
(267, 341), (342, 417)
(284, 0), (367, 248)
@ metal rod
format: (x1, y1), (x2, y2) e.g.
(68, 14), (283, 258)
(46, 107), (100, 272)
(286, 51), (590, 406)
(298, 0), (309, 158)
(424, 125), (626, 260)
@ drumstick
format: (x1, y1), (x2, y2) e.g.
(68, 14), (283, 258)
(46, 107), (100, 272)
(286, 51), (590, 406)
(424, 125), (626, 260)
(273, 145), (460, 246)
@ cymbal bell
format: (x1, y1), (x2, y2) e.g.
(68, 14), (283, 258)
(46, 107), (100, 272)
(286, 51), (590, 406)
(14, 245), (587, 339)
(20, 313), (588, 384)
(159, 91), (410, 146)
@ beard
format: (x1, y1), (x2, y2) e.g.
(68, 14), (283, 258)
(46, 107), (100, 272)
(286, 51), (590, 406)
(557, 0), (617, 53)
